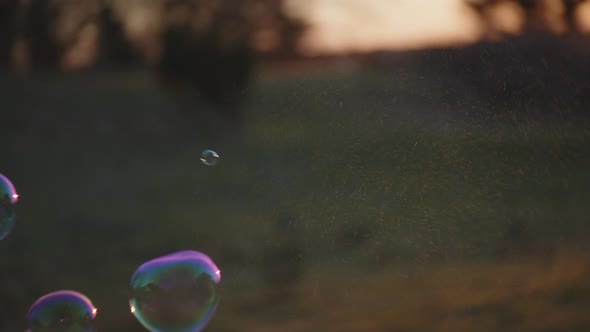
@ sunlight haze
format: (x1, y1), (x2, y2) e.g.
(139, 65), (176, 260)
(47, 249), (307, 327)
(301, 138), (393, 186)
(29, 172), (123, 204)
(286, 0), (483, 54)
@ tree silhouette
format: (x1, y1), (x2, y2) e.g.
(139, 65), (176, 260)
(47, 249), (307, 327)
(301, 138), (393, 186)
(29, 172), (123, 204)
(466, 0), (589, 35)
(156, 0), (306, 125)
(0, 1), (18, 68)
(465, 0), (504, 39)
(96, 0), (137, 66)
(563, 0), (587, 32)
(25, 0), (60, 72)
(157, 22), (253, 125)
(516, 0), (537, 32)
(246, 1), (308, 60)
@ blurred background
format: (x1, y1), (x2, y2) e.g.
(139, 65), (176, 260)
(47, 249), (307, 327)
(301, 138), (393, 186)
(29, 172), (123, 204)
(1, 0), (590, 331)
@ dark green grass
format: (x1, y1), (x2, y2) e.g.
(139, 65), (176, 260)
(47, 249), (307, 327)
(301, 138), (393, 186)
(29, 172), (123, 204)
(0, 66), (589, 330)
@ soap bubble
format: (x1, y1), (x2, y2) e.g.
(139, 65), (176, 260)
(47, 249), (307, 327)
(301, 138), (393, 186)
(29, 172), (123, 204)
(129, 250), (221, 332)
(0, 173), (18, 240)
(25, 290), (98, 332)
(200, 150), (219, 166)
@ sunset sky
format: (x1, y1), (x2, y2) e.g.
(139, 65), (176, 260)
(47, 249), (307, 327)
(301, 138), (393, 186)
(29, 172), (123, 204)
(60, 0), (590, 69)
(117, 0), (590, 55)
(284, 0), (590, 55)
(287, 0), (482, 54)
(118, 0), (486, 58)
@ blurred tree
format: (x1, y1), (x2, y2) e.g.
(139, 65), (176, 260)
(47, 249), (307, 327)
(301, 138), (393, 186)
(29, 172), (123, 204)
(465, 0), (505, 39)
(245, 1), (308, 60)
(516, 0), (538, 31)
(0, 1), (18, 68)
(157, 22), (253, 125)
(467, 0), (589, 36)
(156, 0), (307, 125)
(25, 0), (61, 72)
(3, 0), (138, 72)
(466, 0), (537, 35)
(563, 0), (587, 32)
(95, 0), (137, 66)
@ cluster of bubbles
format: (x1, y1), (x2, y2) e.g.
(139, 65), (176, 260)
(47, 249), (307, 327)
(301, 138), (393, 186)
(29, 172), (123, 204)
(24, 251), (220, 332)
(4, 149), (223, 332)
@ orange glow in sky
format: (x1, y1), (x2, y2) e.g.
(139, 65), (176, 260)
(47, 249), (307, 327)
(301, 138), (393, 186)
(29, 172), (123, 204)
(286, 0), (590, 55)
(109, 0), (590, 61)
(287, 0), (483, 55)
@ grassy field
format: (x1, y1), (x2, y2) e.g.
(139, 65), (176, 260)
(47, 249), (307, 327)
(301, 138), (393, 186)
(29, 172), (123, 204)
(217, 249), (590, 332)
(0, 54), (589, 331)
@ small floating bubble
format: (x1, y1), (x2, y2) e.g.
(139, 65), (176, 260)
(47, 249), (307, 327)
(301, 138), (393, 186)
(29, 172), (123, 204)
(26, 290), (98, 332)
(0, 173), (18, 240)
(200, 150), (219, 166)
(129, 250), (221, 332)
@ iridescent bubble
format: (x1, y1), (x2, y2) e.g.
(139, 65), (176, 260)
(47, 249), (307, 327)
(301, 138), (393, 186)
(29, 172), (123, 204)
(0, 173), (18, 240)
(129, 250), (221, 332)
(25, 290), (98, 332)
(200, 150), (219, 166)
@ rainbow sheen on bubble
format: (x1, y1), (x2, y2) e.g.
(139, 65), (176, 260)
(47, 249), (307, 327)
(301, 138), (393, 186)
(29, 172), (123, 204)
(200, 150), (219, 166)
(129, 250), (221, 332)
(0, 173), (18, 240)
(26, 290), (97, 332)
